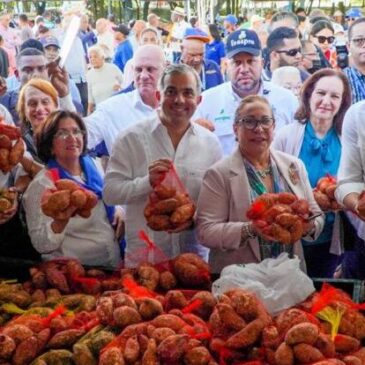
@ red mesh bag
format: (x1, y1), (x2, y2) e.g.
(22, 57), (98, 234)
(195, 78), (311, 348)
(313, 174), (341, 212)
(144, 164), (195, 231)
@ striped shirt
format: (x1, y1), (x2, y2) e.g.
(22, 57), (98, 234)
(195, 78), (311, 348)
(344, 67), (365, 104)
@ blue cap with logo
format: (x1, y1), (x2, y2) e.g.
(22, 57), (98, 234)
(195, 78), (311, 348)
(225, 14), (238, 25)
(346, 8), (362, 18)
(225, 29), (261, 58)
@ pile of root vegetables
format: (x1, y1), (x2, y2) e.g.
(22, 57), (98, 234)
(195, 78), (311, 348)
(1, 255), (365, 365)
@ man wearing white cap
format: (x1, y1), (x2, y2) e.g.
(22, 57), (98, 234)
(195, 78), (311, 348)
(170, 6), (189, 62)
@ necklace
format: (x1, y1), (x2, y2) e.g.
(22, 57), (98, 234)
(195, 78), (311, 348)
(256, 166), (272, 179)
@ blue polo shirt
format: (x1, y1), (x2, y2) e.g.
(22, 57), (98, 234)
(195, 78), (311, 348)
(113, 39), (133, 72)
(202, 60), (224, 91)
(205, 39), (226, 66)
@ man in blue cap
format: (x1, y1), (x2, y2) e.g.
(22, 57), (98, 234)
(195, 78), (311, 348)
(224, 14), (238, 36)
(193, 28), (298, 155)
(346, 8), (363, 27)
(180, 28), (223, 91)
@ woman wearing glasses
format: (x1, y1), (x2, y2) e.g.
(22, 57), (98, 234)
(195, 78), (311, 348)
(310, 20), (337, 68)
(272, 69), (352, 278)
(22, 110), (122, 267)
(195, 95), (323, 274)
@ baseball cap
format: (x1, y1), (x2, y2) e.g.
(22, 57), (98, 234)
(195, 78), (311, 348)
(346, 8), (362, 19)
(184, 28), (210, 43)
(172, 7), (185, 17)
(225, 14), (238, 25)
(112, 24), (130, 36)
(40, 36), (60, 49)
(225, 29), (261, 58)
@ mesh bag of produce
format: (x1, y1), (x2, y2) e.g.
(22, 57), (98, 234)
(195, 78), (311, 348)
(144, 163), (195, 231)
(0, 122), (24, 173)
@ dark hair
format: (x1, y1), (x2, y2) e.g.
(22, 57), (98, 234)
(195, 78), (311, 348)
(16, 47), (45, 66)
(310, 20), (334, 36)
(267, 26), (298, 52)
(348, 17), (365, 40)
(0, 35), (3, 43)
(298, 15), (306, 23)
(189, 16), (198, 27)
(19, 14), (28, 22)
(234, 95), (273, 124)
(271, 11), (299, 27)
(208, 23), (221, 42)
(295, 68), (351, 135)
(20, 39), (44, 53)
(309, 16), (329, 24)
(295, 7), (306, 15)
(38, 25), (49, 34)
(36, 110), (88, 163)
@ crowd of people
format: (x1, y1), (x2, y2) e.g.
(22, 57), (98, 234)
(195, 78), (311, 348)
(1, 5), (365, 279)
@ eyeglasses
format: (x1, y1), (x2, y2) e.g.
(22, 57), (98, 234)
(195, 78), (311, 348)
(351, 37), (365, 47)
(314, 36), (335, 44)
(54, 128), (85, 140)
(275, 47), (302, 57)
(237, 116), (274, 130)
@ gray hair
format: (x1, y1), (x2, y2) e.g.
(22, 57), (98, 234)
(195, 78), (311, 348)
(88, 45), (105, 59)
(271, 66), (301, 85)
(158, 64), (202, 95)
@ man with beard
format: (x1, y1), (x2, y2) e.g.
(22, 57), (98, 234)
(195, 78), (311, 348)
(263, 27), (309, 82)
(193, 29), (298, 155)
(344, 17), (365, 103)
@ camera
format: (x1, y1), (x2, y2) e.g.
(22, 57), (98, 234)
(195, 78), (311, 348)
(336, 44), (349, 69)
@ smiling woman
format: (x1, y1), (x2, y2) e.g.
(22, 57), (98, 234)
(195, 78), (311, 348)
(195, 95), (324, 274)
(272, 68), (352, 278)
(22, 110), (122, 267)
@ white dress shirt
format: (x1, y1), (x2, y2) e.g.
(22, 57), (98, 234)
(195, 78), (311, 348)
(103, 115), (223, 265)
(193, 80), (299, 156)
(23, 169), (120, 267)
(84, 89), (157, 154)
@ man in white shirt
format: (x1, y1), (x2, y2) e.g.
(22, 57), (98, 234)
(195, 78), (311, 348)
(84, 44), (165, 155)
(170, 7), (189, 62)
(103, 64), (223, 265)
(193, 29), (299, 155)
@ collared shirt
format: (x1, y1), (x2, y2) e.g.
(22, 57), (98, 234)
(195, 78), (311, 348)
(103, 115), (223, 264)
(193, 80), (299, 155)
(113, 39), (133, 73)
(206, 39), (226, 66)
(84, 88), (157, 154)
(344, 67), (365, 104)
(201, 60), (224, 91)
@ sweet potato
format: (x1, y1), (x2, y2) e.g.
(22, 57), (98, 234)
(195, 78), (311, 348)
(147, 214), (171, 231)
(96, 297), (114, 325)
(159, 271), (177, 291)
(113, 306), (142, 328)
(170, 203), (195, 225)
(47, 329), (85, 349)
(0, 134), (11, 149)
(262, 325), (280, 349)
(216, 303), (246, 331)
(150, 314), (187, 332)
(2, 325), (33, 345)
(45, 267), (70, 293)
(154, 185), (176, 199)
(157, 334), (189, 363)
(137, 298), (164, 320)
(124, 336), (140, 363)
(72, 343), (96, 365)
(293, 343), (324, 363)
(314, 333), (335, 358)
(137, 265), (160, 291)
(153, 198), (179, 215)
(142, 338), (158, 365)
(12, 336), (38, 365)
(275, 342), (294, 365)
(226, 319), (265, 349)
(54, 179), (80, 192)
(99, 347), (125, 365)
(9, 138), (24, 166)
(184, 346), (211, 365)
(0, 334), (16, 359)
(150, 327), (176, 344)
(285, 322), (319, 345)
(334, 334), (360, 353)
(343, 356), (362, 365)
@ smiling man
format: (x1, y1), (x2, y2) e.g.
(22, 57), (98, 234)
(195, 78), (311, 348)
(85, 44), (165, 155)
(193, 29), (298, 155)
(103, 64), (222, 264)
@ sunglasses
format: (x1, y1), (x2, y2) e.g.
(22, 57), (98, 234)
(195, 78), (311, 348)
(351, 37), (365, 47)
(314, 35), (335, 44)
(275, 47), (302, 57)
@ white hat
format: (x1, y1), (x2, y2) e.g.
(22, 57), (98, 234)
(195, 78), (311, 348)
(333, 10), (343, 17)
(251, 14), (264, 24)
(172, 6), (185, 17)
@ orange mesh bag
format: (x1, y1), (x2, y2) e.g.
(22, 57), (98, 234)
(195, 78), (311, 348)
(144, 164), (195, 231)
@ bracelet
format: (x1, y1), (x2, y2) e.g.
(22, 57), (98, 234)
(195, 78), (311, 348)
(240, 223), (256, 246)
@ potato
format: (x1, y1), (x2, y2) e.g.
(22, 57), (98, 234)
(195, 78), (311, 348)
(72, 343), (96, 365)
(9, 138), (24, 166)
(277, 192), (297, 204)
(137, 265), (160, 291)
(47, 329), (85, 349)
(334, 334), (360, 353)
(123, 336), (140, 363)
(184, 346), (211, 365)
(99, 347), (125, 365)
(142, 338), (158, 365)
(150, 314), (187, 332)
(70, 190), (87, 208)
(216, 303), (246, 331)
(157, 334), (189, 363)
(159, 271), (177, 291)
(275, 342), (294, 365)
(314, 333), (335, 358)
(153, 198), (179, 215)
(0, 134), (12, 149)
(0, 197), (12, 212)
(154, 185), (176, 199)
(12, 335), (38, 365)
(285, 322), (319, 345)
(113, 306), (142, 328)
(343, 356), (362, 365)
(137, 298), (164, 320)
(0, 334), (16, 359)
(293, 343), (324, 363)
(226, 319), (265, 349)
(55, 179), (80, 192)
(150, 328), (175, 344)
(2, 325), (33, 345)
(262, 325), (280, 349)
(170, 203), (195, 225)
(147, 214), (171, 231)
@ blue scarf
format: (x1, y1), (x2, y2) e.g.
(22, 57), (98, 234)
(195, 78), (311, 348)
(47, 155), (115, 224)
